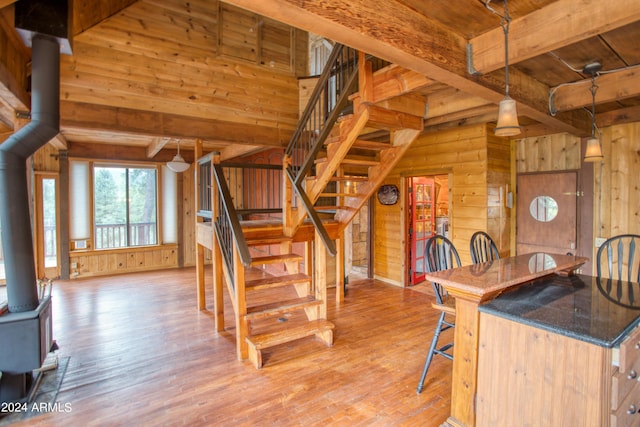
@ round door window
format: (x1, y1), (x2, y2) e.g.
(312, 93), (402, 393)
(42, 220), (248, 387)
(529, 196), (558, 222)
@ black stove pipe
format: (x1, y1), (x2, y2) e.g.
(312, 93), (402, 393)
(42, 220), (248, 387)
(0, 34), (59, 313)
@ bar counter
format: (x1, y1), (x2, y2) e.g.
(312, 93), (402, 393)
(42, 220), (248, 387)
(479, 273), (640, 348)
(423, 252), (589, 427)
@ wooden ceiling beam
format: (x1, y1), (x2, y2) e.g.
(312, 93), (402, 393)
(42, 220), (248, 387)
(370, 65), (436, 103)
(551, 68), (640, 112)
(223, 0), (586, 136)
(146, 137), (171, 158)
(60, 101), (290, 147)
(469, 0), (640, 74)
(48, 133), (68, 150)
(593, 104), (640, 128)
(220, 144), (264, 161)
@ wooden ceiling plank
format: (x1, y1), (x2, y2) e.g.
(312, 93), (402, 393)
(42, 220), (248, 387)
(469, 0), (640, 74)
(222, 0), (585, 137)
(427, 88), (492, 119)
(552, 68), (640, 112)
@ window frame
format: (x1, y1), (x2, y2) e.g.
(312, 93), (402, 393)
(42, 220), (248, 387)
(69, 159), (177, 252)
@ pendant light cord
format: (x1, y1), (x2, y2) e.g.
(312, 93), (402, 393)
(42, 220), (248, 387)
(590, 77), (598, 138)
(501, 0), (512, 98)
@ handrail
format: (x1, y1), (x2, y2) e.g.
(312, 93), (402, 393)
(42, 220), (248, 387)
(286, 168), (336, 255)
(283, 44), (360, 254)
(284, 44), (360, 183)
(212, 163), (252, 269)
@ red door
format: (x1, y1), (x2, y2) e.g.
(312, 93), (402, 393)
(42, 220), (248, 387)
(409, 177), (435, 284)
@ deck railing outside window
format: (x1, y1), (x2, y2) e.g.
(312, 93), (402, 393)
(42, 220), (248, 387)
(95, 222), (157, 249)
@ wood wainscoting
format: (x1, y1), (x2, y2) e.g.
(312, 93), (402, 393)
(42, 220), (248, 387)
(68, 245), (179, 278)
(25, 268), (451, 426)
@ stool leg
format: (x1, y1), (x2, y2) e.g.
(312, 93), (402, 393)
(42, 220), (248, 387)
(417, 311), (446, 394)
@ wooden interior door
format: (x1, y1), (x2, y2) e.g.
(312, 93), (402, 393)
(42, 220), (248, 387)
(516, 172), (578, 256)
(409, 177), (435, 284)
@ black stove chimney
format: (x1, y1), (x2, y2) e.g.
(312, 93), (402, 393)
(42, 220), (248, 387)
(0, 34), (60, 312)
(0, 0), (68, 404)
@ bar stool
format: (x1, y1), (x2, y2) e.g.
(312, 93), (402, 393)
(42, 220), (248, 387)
(417, 234), (461, 394)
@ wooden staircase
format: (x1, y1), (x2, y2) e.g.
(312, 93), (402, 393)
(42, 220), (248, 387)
(195, 45), (425, 369)
(284, 51), (424, 253)
(243, 237), (334, 369)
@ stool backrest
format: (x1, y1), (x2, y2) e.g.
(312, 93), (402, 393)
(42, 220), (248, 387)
(470, 231), (500, 264)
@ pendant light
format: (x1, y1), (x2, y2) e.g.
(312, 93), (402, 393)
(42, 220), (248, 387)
(494, 0), (521, 137)
(583, 63), (604, 162)
(167, 140), (190, 173)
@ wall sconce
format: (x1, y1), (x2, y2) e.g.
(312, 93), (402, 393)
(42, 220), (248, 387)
(167, 140), (190, 173)
(493, 0), (521, 137)
(583, 62), (604, 162)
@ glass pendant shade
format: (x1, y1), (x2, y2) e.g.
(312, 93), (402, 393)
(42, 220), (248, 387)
(167, 154), (190, 172)
(583, 136), (603, 162)
(167, 141), (190, 173)
(495, 96), (521, 137)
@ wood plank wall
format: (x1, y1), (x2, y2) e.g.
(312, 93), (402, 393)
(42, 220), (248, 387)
(514, 123), (640, 272)
(373, 124), (511, 285)
(597, 122), (640, 241)
(62, 0), (306, 134)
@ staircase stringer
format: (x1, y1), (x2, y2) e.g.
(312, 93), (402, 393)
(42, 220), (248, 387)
(292, 105), (371, 229)
(334, 127), (422, 228)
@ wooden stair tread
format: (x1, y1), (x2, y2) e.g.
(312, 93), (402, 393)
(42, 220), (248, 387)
(245, 236), (292, 246)
(351, 139), (391, 150)
(306, 175), (368, 182)
(246, 296), (320, 319)
(319, 192), (362, 197)
(314, 205), (357, 211)
(246, 320), (335, 350)
(315, 157), (379, 167)
(250, 253), (302, 266)
(245, 273), (311, 291)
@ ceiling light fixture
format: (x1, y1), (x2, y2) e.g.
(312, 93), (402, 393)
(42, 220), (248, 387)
(583, 62), (604, 163)
(167, 140), (190, 173)
(493, 0), (521, 137)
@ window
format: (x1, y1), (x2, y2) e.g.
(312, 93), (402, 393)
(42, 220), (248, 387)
(93, 166), (157, 249)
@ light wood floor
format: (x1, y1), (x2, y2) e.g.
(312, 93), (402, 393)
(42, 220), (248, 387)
(10, 268), (452, 426)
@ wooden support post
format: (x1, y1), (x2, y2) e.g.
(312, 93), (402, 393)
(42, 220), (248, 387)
(212, 233), (224, 332)
(195, 138), (205, 310)
(314, 230), (328, 320)
(196, 243), (206, 310)
(446, 298), (481, 427)
(233, 246), (248, 360)
(335, 232), (344, 304)
(282, 155), (294, 237)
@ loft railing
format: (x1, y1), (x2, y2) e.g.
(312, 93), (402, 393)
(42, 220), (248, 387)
(221, 162), (282, 219)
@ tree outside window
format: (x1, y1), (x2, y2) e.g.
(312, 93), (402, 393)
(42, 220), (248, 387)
(94, 166), (157, 249)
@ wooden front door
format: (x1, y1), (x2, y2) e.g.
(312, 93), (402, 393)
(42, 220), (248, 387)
(409, 177), (435, 284)
(516, 172), (578, 256)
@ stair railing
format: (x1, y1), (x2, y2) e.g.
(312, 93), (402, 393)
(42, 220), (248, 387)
(285, 43), (359, 184)
(284, 44), (360, 255)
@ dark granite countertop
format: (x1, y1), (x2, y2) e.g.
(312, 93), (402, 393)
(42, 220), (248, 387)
(479, 274), (640, 348)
